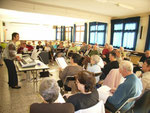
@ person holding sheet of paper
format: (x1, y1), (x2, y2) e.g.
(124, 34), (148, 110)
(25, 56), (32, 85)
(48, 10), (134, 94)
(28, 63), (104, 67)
(59, 53), (83, 83)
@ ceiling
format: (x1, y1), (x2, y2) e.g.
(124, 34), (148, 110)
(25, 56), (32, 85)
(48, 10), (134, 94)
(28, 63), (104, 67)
(0, 0), (150, 25)
(17, 0), (150, 17)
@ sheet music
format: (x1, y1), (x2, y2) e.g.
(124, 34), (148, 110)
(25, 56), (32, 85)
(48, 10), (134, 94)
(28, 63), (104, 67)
(56, 57), (68, 69)
(97, 85), (112, 103)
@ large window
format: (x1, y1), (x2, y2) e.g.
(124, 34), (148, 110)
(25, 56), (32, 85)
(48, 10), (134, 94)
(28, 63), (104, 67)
(56, 27), (61, 40)
(111, 17), (140, 50)
(89, 22), (107, 46)
(65, 27), (72, 41)
(75, 25), (84, 42)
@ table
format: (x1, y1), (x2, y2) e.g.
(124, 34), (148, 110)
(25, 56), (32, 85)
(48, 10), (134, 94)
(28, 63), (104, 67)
(15, 60), (49, 82)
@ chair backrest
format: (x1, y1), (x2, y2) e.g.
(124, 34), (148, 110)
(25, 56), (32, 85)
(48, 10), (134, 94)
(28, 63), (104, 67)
(116, 95), (140, 112)
(103, 69), (124, 89)
(39, 51), (50, 64)
(75, 100), (105, 113)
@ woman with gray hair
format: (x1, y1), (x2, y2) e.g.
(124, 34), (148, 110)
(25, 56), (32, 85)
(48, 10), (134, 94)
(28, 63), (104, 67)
(30, 78), (74, 113)
(87, 55), (102, 83)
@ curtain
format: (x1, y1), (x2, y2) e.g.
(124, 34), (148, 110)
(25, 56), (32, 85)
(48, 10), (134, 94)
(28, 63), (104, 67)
(71, 27), (73, 42)
(84, 23), (87, 43)
(56, 26), (57, 40)
(73, 24), (76, 42)
(61, 26), (65, 41)
(145, 15), (150, 51)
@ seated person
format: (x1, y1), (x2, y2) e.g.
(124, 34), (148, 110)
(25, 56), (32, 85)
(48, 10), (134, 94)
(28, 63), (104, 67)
(84, 44), (92, 56)
(59, 53), (83, 86)
(88, 45), (99, 57)
(57, 42), (65, 52)
(26, 41), (34, 51)
(102, 43), (109, 55)
(102, 45), (114, 64)
(87, 55), (102, 83)
(120, 47), (126, 59)
(30, 78), (74, 113)
(105, 60), (142, 112)
(140, 50), (150, 62)
(134, 50), (150, 73)
(65, 71), (99, 111)
(101, 51), (119, 80)
(141, 59), (150, 93)
(79, 42), (88, 55)
(36, 41), (44, 51)
(115, 49), (123, 63)
(67, 43), (78, 57)
(17, 42), (27, 54)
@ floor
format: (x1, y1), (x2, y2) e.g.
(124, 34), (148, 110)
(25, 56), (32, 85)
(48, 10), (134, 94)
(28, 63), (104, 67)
(0, 61), (60, 113)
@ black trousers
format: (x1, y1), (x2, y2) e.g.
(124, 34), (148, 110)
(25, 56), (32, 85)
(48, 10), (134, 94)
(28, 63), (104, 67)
(4, 59), (18, 87)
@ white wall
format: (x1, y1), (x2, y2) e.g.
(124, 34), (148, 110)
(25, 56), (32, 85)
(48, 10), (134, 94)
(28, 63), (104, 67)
(136, 15), (149, 52)
(4, 22), (55, 41)
(0, 0), (111, 44)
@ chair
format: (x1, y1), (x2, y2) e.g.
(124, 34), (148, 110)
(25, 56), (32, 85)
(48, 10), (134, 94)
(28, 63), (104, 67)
(106, 95), (140, 113)
(75, 100), (105, 113)
(39, 51), (50, 65)
(115, 95), (140, 113)
(132, 90), (150, 113)
(63, 76), (76, 93)
(38, 51), (52, 77)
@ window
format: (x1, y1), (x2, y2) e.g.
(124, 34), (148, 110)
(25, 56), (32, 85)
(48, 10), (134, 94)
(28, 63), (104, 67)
(65, 27), (72, 41)
(111, 17), (140, 50)
(89, 22), (107, 46)
(56, 27), (61, 40)
(75, 25), (84, 42)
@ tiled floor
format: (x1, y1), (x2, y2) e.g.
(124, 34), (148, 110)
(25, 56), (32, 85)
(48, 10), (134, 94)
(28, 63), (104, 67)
(0, 61), (60, 113)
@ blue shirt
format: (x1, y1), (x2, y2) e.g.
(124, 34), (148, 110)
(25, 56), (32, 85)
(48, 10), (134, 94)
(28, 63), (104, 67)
(108, 74), (142, 111)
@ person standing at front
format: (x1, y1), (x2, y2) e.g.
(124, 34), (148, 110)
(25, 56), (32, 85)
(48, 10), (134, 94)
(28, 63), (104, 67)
(3, 32), (21, 89)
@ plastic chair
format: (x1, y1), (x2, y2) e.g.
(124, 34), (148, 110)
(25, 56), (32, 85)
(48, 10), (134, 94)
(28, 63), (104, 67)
(75, 100), (105, 113)
(115, 95), (140, 113)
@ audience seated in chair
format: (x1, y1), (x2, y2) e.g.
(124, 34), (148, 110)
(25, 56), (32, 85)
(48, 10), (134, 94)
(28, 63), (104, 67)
(30, 78), (74, 113)
(65, 71), (99, 111)
(79, 42), (88, 55)
(26, 41), (34, 51)
(88, 45), (99, 57)
(133, 50), (150, 73)
(105, 60), (142, 112)
(87, 55), (102, 83)
(141, 59), (150, 93)
(36, 41), (44, 51)
(102, 45), (114, 64)
(67, 43), (78, 57)
(58, 53), (83, 93)
(101, 50), (119, 80)
(103, 69), (125, 89)
(102, 43), (109, 56)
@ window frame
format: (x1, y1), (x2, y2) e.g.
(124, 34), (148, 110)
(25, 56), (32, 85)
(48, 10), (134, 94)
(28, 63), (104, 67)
(89, 22), (107, 46)
(111, 17), (140, 50)
(75, 25), (85, 42)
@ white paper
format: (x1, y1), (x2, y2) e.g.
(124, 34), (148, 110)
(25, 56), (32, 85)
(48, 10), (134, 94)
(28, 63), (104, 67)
(97, 85), (112, 103)
(56, 57), (68, 69)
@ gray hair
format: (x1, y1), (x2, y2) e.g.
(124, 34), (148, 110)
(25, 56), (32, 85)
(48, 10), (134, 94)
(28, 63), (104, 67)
(119, 60), (133, 72)
(39, 78), (60, 103)
(91, 55), (100, 64)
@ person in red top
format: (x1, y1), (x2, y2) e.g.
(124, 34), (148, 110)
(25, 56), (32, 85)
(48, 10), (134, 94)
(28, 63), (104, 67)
(26, 41), (34, 51)
(102, 43), (109, 55)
